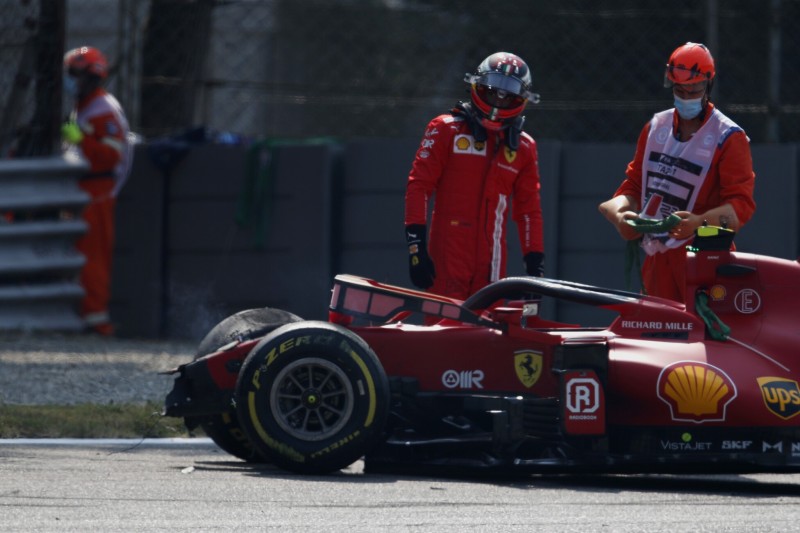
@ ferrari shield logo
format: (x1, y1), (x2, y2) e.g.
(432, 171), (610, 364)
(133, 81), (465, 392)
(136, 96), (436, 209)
(514, 350), (542, 388)
(504, 146), (517, 163)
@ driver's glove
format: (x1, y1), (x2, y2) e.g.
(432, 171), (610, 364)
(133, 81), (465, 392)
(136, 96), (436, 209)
(406, 224), (435, 290)
(524, 251), (545, 277)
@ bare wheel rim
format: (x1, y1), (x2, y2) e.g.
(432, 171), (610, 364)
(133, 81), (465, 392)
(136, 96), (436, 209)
(269, 357), (354, 442)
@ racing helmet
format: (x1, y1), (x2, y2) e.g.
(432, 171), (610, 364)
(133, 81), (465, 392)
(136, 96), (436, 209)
(664, 42), (715, 87)
(64, 46), (108, 79)
(464, 52), (538, 130)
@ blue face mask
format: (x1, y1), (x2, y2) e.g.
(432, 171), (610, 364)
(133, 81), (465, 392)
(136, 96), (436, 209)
(63, 74), (78, 98)
(674, 96), (703, 119)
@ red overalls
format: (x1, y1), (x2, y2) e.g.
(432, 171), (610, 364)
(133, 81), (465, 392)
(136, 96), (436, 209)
(405, 112), (544, 299)
(615, 103), (756, 302)
(73, 87), (131, 333)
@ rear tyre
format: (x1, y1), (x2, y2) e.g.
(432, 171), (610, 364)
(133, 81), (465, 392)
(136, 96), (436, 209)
(235, 321), (390, 474)
(188, 308), (303, 462)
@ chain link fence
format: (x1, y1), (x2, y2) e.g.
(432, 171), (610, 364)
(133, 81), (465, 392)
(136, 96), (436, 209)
(2, 0), (800, 157)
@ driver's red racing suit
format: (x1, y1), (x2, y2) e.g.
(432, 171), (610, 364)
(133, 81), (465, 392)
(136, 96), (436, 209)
(405, 112), (544, 299)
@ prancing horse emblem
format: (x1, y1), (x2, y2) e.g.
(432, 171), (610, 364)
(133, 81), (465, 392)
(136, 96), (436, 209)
(514, 350), (543, 388)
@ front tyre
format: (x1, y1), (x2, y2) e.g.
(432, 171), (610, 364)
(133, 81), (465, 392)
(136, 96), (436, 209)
(189, 308), (303, 462)
(235, 321), (390, 474)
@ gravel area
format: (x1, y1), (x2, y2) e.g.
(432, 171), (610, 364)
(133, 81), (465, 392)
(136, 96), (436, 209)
(0, 333), (197, 406)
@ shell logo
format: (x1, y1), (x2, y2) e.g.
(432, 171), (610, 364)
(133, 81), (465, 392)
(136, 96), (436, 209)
(709, 285), (726, 301)
(657, 361), (737, 423)
(452, 134), (486, 155)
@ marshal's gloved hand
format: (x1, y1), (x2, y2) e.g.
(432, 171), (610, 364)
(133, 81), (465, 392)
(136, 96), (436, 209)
(524, 251), (545, 277)
(406, 224), (435, 289)
(61, 121), (84, 145)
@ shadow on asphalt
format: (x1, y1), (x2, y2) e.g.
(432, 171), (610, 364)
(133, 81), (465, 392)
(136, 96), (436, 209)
(190, 457), (800, 496)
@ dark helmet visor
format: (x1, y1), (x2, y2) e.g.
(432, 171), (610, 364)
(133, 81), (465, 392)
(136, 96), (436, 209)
(475, 85), (526, 109)
(474, 71), (528, 96)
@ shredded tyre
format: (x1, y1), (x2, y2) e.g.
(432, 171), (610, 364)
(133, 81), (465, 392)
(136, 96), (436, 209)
(188, 308), (303, 462)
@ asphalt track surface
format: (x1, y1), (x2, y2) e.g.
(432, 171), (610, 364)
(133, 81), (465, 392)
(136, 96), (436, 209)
(2, 439), (800, 532)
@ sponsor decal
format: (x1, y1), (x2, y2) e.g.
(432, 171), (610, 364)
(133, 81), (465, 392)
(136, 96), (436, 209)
(514, 350), (542, 388)
(453, 134), (486, 155)
(562, 370), (605, 435)
(657, 361), (737, 423)
(709, 284), (726, 301)
(721, 440), (753, 450)
(441, 369), (484, 389)
(619, 320), (693, 331)
(792, 442), (800, 457)
(734, 289), (761, 314)
(763, 441), (783, 453)
(660, 432), (712, 452)
(758, 377), (800, 419)
(503, 146), (517, 163)
(421, 138), (435, 149)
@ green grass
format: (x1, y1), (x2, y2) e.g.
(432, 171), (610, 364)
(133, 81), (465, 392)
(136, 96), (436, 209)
(0, 402), (196, 439)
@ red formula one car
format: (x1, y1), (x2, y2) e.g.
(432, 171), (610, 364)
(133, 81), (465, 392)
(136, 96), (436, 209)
(163, 227), (800, 475)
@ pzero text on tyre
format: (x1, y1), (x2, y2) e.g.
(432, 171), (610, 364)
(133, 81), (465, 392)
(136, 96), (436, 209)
(235, 321), (390, 474)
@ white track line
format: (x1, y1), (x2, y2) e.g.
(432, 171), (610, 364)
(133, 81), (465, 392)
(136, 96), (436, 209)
(0, 437), (214, 446)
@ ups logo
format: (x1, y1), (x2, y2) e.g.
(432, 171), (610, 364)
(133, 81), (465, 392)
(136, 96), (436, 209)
(758, 377), (800, 419)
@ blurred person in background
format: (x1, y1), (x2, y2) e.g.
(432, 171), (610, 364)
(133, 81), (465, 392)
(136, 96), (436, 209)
(598, 42), (755, 303)
(404, 51), (545, 300)
(62, 46), (132, 335)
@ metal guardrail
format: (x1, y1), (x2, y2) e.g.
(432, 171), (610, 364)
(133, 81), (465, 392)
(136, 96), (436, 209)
(0, 153), (89, 331)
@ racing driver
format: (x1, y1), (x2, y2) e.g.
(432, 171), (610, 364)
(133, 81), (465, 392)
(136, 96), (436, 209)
(404, 51), (545, 299)
(598, 42), (756, 302)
